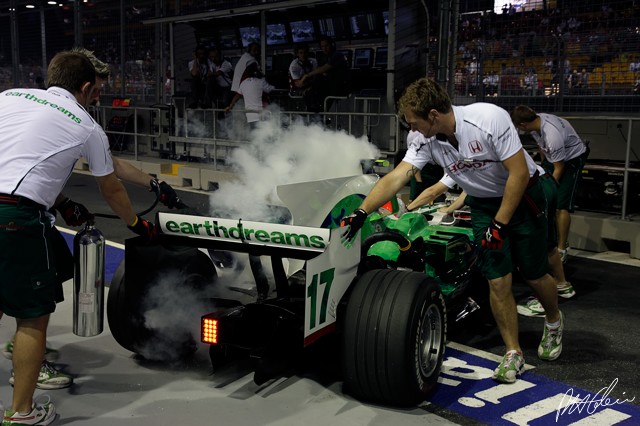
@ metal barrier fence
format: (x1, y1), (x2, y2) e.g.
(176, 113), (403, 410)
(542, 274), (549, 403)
(95, 103), (402, 169)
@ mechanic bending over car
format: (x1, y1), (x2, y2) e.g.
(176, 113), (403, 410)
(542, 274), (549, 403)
(417, 174), (572, 321)
(1, 46), (182, 398)
(341, 77), (564, 384)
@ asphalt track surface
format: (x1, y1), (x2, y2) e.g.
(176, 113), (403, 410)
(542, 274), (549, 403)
(0, 172), (637, 425)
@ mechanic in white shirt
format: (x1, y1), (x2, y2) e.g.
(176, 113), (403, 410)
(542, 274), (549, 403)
(341, 77), (564, 384)
(0, 51), (155, 424)
(231, 42), (260, 94)
(225, 61), (275, 129)
(511, 106), (589, 263)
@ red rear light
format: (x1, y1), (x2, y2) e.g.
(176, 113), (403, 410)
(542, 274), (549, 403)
(202, 317), (218, 344)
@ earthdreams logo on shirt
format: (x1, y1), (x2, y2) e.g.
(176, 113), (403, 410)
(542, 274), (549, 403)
(4, 91), (82, 123)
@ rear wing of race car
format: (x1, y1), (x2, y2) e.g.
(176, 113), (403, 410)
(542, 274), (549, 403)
(156, 213), (361, 346)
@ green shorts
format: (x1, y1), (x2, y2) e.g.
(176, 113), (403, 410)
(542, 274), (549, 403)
(466, 179), (549, 281)
(0, 204), (58, 319)
(540, 173), (559, 251)
(542, 148), (589, 212)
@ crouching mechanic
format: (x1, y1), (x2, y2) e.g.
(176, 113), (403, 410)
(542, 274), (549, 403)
(0, 51), (158, 425)
(341, 77), (564, 384)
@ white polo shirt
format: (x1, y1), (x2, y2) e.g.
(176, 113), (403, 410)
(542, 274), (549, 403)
(237, 77), (275, 123)
(0, 87), (113, 208)
(403, 103), (538, 198)
(530, 113), (587, 163)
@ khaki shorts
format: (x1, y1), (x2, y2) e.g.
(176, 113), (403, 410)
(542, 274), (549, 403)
(466, 179), (549, 281)
(0, 204), (58, 319)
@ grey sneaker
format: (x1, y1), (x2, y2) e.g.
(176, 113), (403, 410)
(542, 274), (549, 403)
(516, 297), (545, 317)
(2, 341), (59, 363)
(493, 350), (525, 383)
(557, 281), (576, 299)
(2, 395), (56, 425)
(538, 311), (565, 361)
(10, 361), (73, 390)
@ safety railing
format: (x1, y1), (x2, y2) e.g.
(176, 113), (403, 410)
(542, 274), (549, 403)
(96, 103), (402, 170)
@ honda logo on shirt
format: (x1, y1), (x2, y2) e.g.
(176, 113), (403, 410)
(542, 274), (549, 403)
(468, 140), (483, 153)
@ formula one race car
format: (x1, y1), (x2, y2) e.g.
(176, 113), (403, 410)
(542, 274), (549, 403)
(107, 174), (483, 407)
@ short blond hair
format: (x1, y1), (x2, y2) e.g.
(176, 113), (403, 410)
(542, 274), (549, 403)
(397, 77), (452, 119)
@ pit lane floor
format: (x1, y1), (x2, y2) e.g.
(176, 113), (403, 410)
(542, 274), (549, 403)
(0, 173), (637, 425)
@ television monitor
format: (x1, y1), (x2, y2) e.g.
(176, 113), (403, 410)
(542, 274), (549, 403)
(349, 13), (380, 38)
(317, 16), (347, 39)
(338, 49), (353, 68)
(266, 23), (288, 46)
(353, 48), (374, 68)
(239, 26), (260, 48)
(290, 19), (316, 43)
(382, 11), (389, 35)
(375, 46), (388, 68)
(218, 28), (239, 49)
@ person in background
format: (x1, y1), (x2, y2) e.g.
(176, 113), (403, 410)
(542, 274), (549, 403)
(231, 42), (260, 95)
(288, 43), (318, 97)
(207, 47), (234, 109)
(300, 36), (350, 113)
(341, 78), (564, 384)
(0, 50), (157, 426)
(225, 61), (275, 130)
(187, 44), (212, 108)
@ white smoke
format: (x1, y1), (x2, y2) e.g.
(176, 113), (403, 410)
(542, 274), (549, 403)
(208, 106), (379, 221)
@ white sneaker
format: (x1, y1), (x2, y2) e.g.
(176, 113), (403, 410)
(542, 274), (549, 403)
(557, 281), (576, 299)
(2, 395), (56, 425)
(517, 297), (545, 317)
(10, 361), (73, 390)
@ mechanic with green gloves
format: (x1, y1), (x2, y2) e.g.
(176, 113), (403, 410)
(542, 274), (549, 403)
(341, 77), (564, 385)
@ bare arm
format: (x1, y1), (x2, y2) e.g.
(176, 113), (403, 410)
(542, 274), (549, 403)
(301, 63), (332, 83)
(551, 160), (565, 182)
(112, 157), (153, 188)
(95, 172), (137, 226)
(359, 161), (416, 214)
(439, 191), (467, 214)
(495, 149), (530, 225)
(407, 181), (450, 211)
(225, 93), (242, 112)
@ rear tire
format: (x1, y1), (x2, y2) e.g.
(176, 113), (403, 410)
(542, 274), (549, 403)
(107, 243), (217, 360)
(341, 269), (446, 406)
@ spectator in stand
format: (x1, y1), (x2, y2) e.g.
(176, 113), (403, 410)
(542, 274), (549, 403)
(578, 68), (589, 91)
(522, 68), (538, 95)
(288, 44), (318, 97)
(299, 36), (350, 113)
(207, 47), (233, 109)
(231, 42), (260, 95)
(187, 44), (212, 108)
(629, 56), (640, 73)
(483, 70), (500, 96)
(634, 73), (640, 95)
(225, 61), (274, 130)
